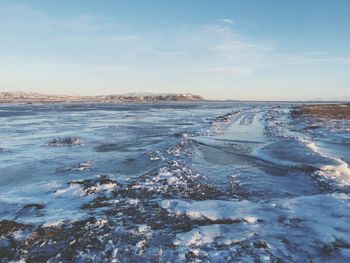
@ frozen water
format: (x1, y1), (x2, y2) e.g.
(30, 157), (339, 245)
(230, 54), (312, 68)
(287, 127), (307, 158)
(0, 102), (349, 262)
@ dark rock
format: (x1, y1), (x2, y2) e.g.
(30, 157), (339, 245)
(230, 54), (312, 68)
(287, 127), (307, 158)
(56, 162), (93, 173)
(68, 175), (117, 195)
(254, 241), (268, 249)
(185, 250), (197, 260)
(23, 204), (45, 210)
(48, 137), (82, 146)
(16, 204), (45, 219)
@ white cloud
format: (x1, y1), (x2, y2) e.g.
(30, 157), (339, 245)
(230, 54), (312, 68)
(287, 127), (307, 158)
(174, 23), (273, 74)
(219, 18), (235, 25)
(60, 35), (139, 44)
(285, 55), (350, 65)
(199, 66), (253, 76)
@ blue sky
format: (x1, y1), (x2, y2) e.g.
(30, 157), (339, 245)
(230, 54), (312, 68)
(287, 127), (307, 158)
(0, 0), (349, 100)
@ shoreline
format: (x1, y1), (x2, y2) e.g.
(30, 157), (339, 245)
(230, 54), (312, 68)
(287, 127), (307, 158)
(1, 99), (349, 105)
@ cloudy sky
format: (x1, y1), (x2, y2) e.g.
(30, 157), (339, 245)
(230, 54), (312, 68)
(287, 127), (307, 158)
(0, 0), (349, 100)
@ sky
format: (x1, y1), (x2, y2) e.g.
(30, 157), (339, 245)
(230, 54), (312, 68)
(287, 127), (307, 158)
(0, 0), (349, 100)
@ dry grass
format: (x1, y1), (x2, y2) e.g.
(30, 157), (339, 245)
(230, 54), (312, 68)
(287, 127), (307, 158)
(295, 104), (350, 120)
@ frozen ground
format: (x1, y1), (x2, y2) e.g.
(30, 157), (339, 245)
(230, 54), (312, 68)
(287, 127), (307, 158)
(0, 102), (349, 262)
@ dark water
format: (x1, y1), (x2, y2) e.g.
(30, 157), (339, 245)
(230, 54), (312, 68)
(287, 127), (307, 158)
(0, 102), (349, 262)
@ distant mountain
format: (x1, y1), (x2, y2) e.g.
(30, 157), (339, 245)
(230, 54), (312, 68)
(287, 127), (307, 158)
(0, 91), (204, 103)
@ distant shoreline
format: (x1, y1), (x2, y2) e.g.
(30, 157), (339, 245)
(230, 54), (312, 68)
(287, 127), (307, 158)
(0, 91), (204, 104)
(0, 100), (203, 104)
